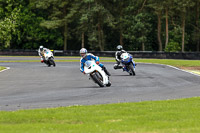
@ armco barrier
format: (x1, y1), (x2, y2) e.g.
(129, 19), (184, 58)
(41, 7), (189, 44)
(0, 50), (200, 60)
(0, 49), (38, 56)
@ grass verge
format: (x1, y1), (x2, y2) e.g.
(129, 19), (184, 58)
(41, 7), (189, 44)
(1, 97), (200, 133)
(0, 66), (6, 71)
(134, 59), (200, 67)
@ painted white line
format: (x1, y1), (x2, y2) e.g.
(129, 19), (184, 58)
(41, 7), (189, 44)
(140, 63), (200, 77)
(0, 67), (10, 73)
(166, 65), (200, 77)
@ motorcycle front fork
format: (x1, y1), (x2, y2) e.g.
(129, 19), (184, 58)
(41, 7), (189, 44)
(123, 62), (135, 72)
(122, 65), (128, 72)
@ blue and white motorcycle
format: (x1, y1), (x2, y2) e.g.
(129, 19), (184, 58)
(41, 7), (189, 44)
(114, 53), (136, 76)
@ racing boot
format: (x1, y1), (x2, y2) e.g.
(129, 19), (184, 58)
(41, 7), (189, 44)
(114, 64), (123, 69)
(102, 66), (111, 76)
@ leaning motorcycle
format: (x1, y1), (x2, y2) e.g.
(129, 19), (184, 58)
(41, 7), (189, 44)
(84, 60), (111, 87)
(42, 50), (56, 67)
(119, 53), (136, 76)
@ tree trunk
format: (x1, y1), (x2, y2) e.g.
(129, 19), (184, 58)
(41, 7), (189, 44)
(165, 8), (169, 48)
(157, 12), (162, 51)
(63, 7), (67, 51)
(142, 42), (145, 51)
(64, 21), (67, 51)
(81, 32), (84, 48)
(101, 30), (104, 51)
(120, 32), (124, 46)
(119, 5), (124, 47)
(181, 14), (185, 52)
(196, 1), (200, 51)
(98, 23), (103, 51)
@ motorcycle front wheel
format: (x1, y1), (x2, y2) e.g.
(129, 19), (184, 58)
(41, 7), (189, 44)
(90, 72), (104, 87)
(129, 63), (136, 76)
(106, 81), (111, 87)
(51, 60), (56, 67)
(49, 59), (56, 67)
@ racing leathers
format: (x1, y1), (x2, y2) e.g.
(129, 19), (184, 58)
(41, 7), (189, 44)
(38, 48), (50, 62)
(114, 50), (127, 69)
(80, 53), (111, 76)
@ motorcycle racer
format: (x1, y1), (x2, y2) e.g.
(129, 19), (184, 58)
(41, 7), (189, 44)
(80, 48), (111, 76)
(114, 45), (127, 69)
(38, 45), (50, 63)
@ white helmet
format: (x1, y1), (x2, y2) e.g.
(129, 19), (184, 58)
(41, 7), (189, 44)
(80, 48), (87, 58)
(80, 48), (87, 54)
(39, 45), (44, 51)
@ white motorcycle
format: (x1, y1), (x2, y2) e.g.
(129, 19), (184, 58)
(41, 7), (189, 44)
(84, 60), (111, 87)
(42, 50), (56, 67)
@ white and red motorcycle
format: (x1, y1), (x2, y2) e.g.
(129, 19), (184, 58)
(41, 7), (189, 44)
(42, 50), (56, 67)
(84, 60), (111, 87)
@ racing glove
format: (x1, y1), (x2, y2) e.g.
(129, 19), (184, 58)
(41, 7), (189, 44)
(96, 61), (99, 65)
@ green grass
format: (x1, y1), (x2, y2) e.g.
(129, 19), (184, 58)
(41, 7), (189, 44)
(0, 66), (6, 71)
(103, 58), (200, 68)
(1, 97), (200, 133)
(135, 59), (200, 67)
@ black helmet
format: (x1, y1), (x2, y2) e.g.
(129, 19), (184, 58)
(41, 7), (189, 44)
(117, 45), (123, 51)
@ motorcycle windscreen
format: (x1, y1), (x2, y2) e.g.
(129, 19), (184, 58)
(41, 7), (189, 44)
(85, 61), (93, 67)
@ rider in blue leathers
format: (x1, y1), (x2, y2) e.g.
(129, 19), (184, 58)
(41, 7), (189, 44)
(80, 48), (111, 76)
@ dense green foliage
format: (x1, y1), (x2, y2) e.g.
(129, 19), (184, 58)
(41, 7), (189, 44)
(0, 0), (199, 52)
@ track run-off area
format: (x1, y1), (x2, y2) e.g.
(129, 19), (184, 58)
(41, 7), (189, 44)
(0, 56), (200, 111)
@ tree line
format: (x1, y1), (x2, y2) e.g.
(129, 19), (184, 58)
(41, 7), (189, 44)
(0, 0), (199, 52)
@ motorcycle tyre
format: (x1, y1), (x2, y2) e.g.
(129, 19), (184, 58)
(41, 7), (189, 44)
(45, 60), (51, 67)
(129, 63), (136, 76)
(91, 73), (104, 87)
(106, 81), (111, 87)
(51, 60), (56, 67)
(49, 58), (56, 67)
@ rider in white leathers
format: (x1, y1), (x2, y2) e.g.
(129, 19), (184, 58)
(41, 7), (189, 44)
(38, 45), (50, 63)
(114, 45), (127, 69)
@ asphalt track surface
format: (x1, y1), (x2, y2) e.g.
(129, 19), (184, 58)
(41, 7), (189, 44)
(0, 57), (200, 111)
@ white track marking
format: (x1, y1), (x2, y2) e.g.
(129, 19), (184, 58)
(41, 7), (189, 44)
(0, 67), (10, 73)
(141, 63), (200, 77)
(166, 65), (200, 77)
